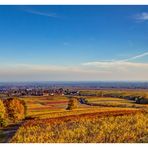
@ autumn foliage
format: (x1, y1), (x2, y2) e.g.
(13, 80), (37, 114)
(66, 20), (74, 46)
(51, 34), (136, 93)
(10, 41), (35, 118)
(0, 99), (7, 127)
(10, 111), (148, 143)
(0, 100), (5, 119)
(4, 98), (26, 123)
(66, 98), (78, 110)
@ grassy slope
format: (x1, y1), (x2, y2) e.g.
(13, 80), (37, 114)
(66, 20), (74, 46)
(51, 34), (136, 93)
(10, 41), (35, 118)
(10, 111), (148, 143)
(9, 94), (148, 143)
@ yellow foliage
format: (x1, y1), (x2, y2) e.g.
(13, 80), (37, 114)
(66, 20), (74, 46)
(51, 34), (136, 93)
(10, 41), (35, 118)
(10, 112), (148, 143)
(66, 98), (78, 110)
(0, 99), (5, 119)
(4, 98), (25, 123)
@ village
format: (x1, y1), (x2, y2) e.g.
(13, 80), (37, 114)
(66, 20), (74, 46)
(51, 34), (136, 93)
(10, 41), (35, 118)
(0, 87), (80, 98)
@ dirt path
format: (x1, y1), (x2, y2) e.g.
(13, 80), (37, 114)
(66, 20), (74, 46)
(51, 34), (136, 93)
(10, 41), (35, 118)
(0, 121), (24, 143)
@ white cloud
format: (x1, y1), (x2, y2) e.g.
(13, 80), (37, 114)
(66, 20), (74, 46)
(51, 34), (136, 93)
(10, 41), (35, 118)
(82, 51), (148, 67)
(80, 52), (148, 80)
(121, 52), (148, 62)
(134, 12), (148, 21)
(0, 52), (148, 81)
(0, 64), (109, 81)
(23, 8), (57, 18)
(0, 61), (148, 81)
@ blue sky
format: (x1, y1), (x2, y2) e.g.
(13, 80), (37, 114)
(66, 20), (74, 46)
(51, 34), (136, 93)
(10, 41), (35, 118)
(0, 5), (148, 81)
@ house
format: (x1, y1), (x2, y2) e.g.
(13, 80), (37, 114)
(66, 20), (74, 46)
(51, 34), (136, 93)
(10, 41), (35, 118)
(50, 93), (54, 96)
(43, 92), (49, 96)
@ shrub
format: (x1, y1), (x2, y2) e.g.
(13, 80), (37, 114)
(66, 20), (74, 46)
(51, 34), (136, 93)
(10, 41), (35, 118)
(0, 118), (8, 127)
(66, 98), (78, 110)
(4, 98), (26, 123)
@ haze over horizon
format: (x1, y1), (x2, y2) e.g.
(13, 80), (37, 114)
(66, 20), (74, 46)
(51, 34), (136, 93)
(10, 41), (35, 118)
(0, 5), (148, 81)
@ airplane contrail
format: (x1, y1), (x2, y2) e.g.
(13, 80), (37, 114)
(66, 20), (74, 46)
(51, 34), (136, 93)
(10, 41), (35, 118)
(82, 51), (148, 66)
(121, 52), (148, 62)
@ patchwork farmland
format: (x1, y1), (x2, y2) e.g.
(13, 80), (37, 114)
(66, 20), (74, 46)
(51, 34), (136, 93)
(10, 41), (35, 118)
(1, 89), (148, 143)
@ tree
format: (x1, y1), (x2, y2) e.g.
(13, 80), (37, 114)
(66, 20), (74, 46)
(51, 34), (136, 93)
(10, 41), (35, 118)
(66, 98), (78, 110)
(0, 100), (5, 119)
(0, 99), (8, 127)
(4, 98), (26, 123)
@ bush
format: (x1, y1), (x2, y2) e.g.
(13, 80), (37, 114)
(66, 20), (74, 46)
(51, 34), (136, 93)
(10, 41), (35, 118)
(4, 98), (26, 123)
(0, 118), (8, 127)
(66, 98), (78, 110)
